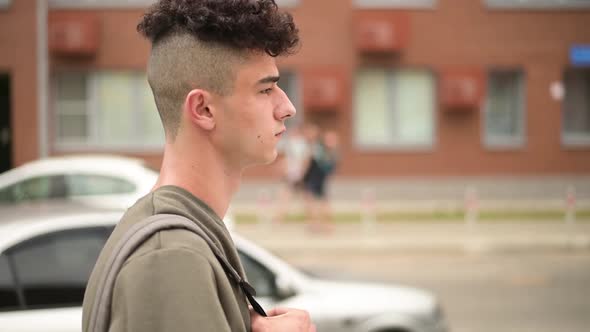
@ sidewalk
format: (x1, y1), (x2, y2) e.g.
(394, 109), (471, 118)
(234, 221), (590, 255)
(232, 177), (590, 254)
(233, 176), (590, 213)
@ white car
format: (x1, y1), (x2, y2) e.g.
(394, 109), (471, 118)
(0, 155), (158, 209)
(0, 205), (447, 332)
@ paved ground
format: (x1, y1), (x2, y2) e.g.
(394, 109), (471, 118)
(235, 221), (590, 255)
(236, 176), (590, 201)
(235, 221), (590, 332)
(287, 252), (590, 332)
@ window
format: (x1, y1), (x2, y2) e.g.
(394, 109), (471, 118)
(56, 73), (87, 141)
(354, 0), (436, 8)
(0, 174), (135, 204)
(484, 0), (590, 9)
(0, 175), (67, 204)
(484, 70), (525, 147)
(238, 252), (277, 298)
(0, 255), (19, 311)
(563, 69), (590, 146)
(0, 0), (12, 9)
(275, 0), (299, 7)
(6, 228), (109, 310)
(354, 68), (436, 149)
(278, 71), (302, 128)
(66, 174), (136, 196)
(54, 71), (164, 150)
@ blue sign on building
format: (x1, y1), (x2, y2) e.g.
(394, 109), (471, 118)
(570, 45), (590, 67)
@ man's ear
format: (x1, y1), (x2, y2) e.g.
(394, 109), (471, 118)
(185, 89), (216, 131)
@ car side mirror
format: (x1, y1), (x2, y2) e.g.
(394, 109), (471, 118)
(275, 274), (297, 299)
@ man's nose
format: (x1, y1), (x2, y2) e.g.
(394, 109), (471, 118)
(275, 88), (296, 120)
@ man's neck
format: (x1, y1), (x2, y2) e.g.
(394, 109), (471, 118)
(152, 142), (241, 220)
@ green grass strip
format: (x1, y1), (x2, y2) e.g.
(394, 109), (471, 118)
(235, 209), (590, 224)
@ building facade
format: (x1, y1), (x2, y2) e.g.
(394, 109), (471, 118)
(1, 0), (589, 177)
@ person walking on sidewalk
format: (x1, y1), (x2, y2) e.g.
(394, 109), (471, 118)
(302, 129), (341, 232)
(274, 122), (315, 223)
(82, 1), (315, 332)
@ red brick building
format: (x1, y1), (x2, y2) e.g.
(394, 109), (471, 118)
(1, 0), (589, 178)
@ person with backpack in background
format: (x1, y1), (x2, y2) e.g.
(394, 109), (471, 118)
(302, 129), (341, 233)
(274, 122), (317, 224)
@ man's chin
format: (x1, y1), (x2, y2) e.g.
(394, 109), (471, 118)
(243, 150), (278, 169)
(261, 150), (278, 165)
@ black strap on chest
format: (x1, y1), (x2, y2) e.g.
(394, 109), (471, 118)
(86, 214), (266, 332)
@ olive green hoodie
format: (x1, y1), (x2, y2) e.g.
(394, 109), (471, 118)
(82, 186), (251, 332)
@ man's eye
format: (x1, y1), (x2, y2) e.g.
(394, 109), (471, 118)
(261, 87), (273, 95)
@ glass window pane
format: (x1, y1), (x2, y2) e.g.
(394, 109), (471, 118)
(563, 69), (590, 137)
(9, 228), (108, 309)
(54, 71), (169, 148)
(8, 176), (68, 203)
(278, 71), (301, 127)
(354, 69), (392, 146)
(0, 186), (14, 203)
(486, 71), (523, 142)
(96, 72), (134, 145)
(56, 73), (89, 142)
(138, 75), (165, 145)
(393, 70), (435, 145)
(238, 252), (276, 298)
(57, 73), (86, 101)
(0, 255), (19, 311)
(66, 174), (136, 196)
(58, 113), (88, 140)
(11, 177), (51, 202)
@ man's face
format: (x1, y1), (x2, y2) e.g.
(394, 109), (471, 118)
(212, 52), (296, 169)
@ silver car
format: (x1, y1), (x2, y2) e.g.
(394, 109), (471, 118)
(0, 155), (158, 209)
(0, 204), (447, 332)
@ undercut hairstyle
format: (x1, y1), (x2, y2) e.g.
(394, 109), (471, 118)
(137, 0), (300, 139)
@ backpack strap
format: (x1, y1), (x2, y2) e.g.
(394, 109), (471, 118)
(87, 214), (266, 332)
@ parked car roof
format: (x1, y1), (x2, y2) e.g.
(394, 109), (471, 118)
(0, 154), (158, 209)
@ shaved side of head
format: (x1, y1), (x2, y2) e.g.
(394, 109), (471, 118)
(147, 34), (246, 139)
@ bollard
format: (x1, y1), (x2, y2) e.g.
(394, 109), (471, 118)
(464, 187), (479, 229)
(361, 187), (377, 235)
(257, 189), (272, 229)
(463, 186), (483, 252)
(565, 186), (576, 226)
(565, 186), (577, 248)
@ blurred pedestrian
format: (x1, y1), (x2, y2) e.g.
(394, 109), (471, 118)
(302, 128), (340, 233)
(273, 122), (319, 224)
(82, 1), (315, 332)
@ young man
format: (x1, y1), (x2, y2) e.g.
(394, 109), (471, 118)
(82, 0), (315, 331)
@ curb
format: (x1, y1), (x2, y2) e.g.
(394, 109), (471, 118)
(235, 223), (590, 255)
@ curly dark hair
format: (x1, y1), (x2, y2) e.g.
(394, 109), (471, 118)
(137, 0), (299, 56)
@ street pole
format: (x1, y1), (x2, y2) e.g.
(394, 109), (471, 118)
(361, 187), (377, 235)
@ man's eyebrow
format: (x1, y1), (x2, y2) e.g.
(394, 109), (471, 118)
(257, 75), (280, 84)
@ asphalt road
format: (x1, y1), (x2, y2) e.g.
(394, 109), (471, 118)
(283, 251), (590, 332)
